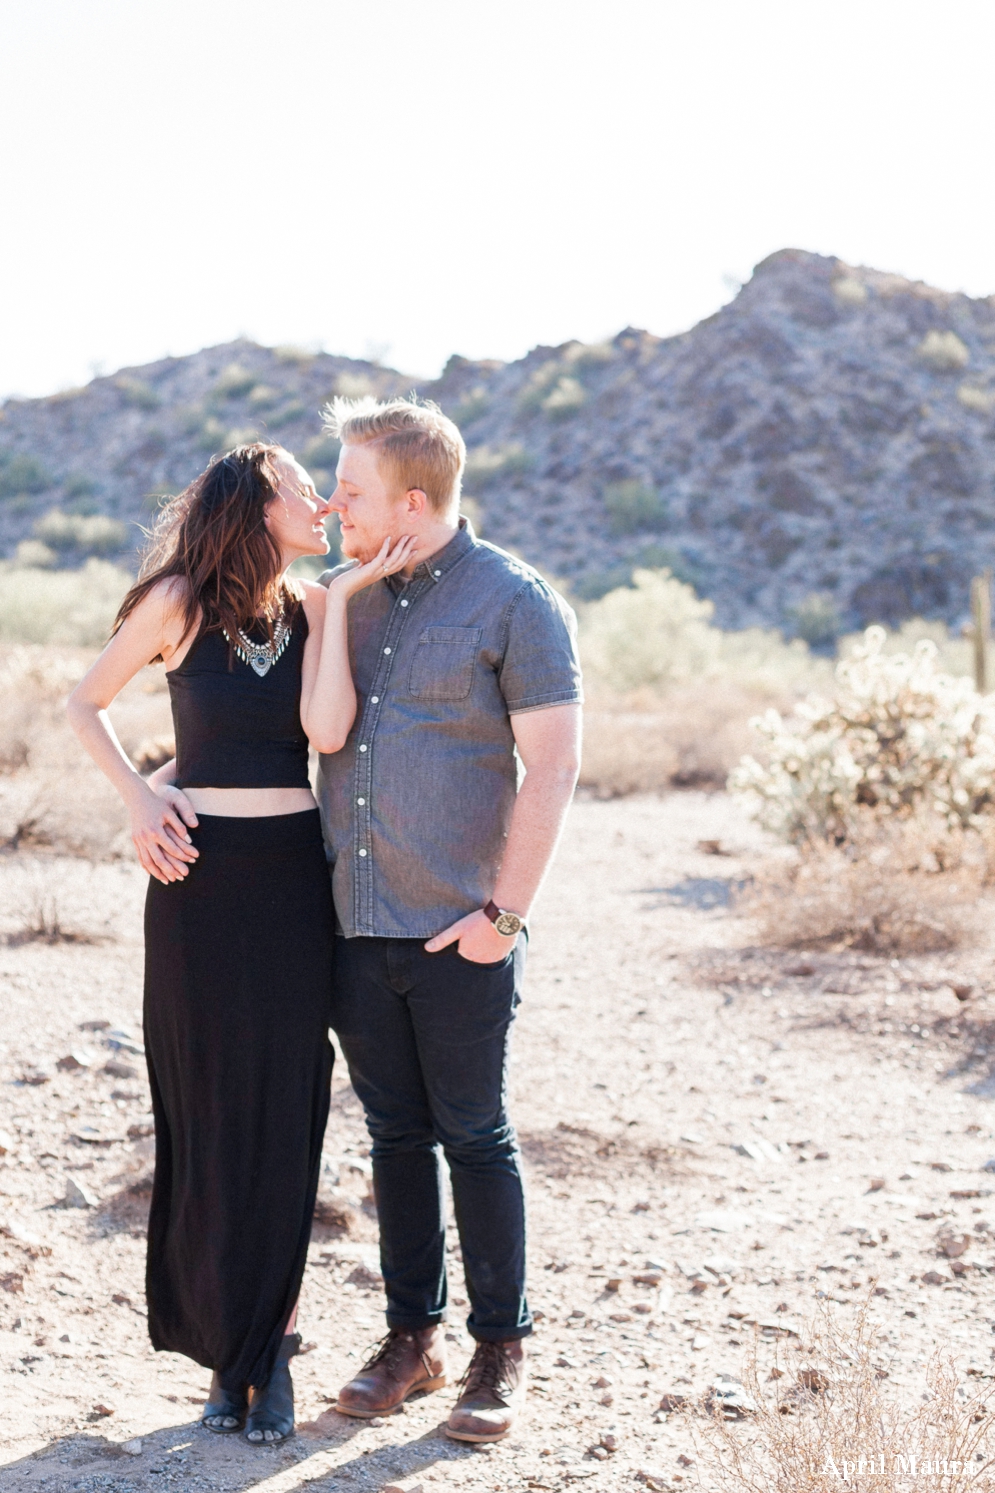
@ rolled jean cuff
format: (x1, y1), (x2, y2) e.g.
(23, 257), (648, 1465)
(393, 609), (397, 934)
(385, 1310), (447, 1332)
(467, 1322), (534, 1344)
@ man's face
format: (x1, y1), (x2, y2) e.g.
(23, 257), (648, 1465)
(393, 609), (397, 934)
(330, 443), (407, 562)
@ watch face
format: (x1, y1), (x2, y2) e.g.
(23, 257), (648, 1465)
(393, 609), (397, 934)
(494, 911), (523, 937)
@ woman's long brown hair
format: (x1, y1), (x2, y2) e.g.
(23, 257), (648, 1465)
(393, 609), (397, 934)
(115, 443), (303, 658)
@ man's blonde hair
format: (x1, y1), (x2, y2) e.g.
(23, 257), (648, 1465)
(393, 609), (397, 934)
(323, 396), (465, 515)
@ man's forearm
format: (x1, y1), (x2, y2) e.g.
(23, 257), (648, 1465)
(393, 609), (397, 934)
(491, 764), (578, 918)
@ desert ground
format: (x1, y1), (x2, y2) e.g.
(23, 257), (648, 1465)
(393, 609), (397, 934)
(2, 790), (995, 1492)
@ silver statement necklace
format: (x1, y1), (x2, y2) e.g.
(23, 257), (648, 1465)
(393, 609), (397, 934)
(223, 614), (292, 677)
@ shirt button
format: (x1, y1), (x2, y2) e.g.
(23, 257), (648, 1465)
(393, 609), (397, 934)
(359, 744), (367, 753)
(357, 797), (365, 805)
(384, 647), (391, 655)
(371, 696), (379, 704)
(434, 569), (441, 577)
(400, 599), (408, 607)
(358, 848), (367, 857)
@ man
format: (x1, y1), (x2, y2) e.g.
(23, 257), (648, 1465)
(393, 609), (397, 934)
(318, 396), (582, 1442)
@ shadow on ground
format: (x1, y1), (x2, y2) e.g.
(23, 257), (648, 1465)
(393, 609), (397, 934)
(2, 1407), (484, 1490)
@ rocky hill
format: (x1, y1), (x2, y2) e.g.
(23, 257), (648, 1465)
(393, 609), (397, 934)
(3, 248), (995, 638)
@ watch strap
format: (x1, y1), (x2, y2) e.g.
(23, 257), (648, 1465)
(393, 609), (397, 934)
(484, 900), (524, 932)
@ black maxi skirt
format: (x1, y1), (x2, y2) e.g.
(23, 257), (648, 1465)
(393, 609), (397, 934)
(143, 809), (334, 1393)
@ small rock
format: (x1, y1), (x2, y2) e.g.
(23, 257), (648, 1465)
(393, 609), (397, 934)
(633, 1270), (665, 1285)
(609, 1312), (632, 1323)
(680, 1133), (704, 1145)
(691, 1333), (711, 1351)
(658, 1392), (688, 1412)
(588, 1445), (610, 1460)
(591, 1376), (613, 1389)
(599, 1433), (619, 1452)
(367, 1415), (385, 1427)
(345, 1263), (384, 1288)
(20, 1069), (49, 1086)
(127, 1121), (155, 1140)
(867, 1178), (886, 1191)
(92, 1403), (115, 1417)
(953, 984), (974, 1001)
(930, 1161), (953, 1173)
(677, 1454), (695, 1467)
(786, 963), (815, 977)
(938, 1231), (971, 1259)
(555, 1356), (579, 1368)
(635, 1471), (671, 1491)
(797, 1369), (829, 1392)
(922, 1270), (948, 1285)
(982, 1160), (995, 1174)
(121, 1439), (143, 1456)
(57, 1050), (94, 1072)
(697, 839), (729, 856)
(600, 1393), (614, 1406)
(605, 1277), (623, 1291)
(706, 1375), (757, 1417)
(0, 1129), (14, 1155)
(951, 1189), (983, 1200)
(65, 1177), (99, 1208)
(103, 1060), (138, 1080)
(381, 1482), (423, 1493)
(79, 1019), (111, 1031)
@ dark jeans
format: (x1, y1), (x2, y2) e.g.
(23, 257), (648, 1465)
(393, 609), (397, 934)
(330, 935), (531, 1343)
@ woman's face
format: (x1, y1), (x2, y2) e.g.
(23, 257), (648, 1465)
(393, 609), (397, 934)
(264, 450), (333, 562)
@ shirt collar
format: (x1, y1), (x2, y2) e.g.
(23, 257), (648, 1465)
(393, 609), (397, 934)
(388, 516), (476, 592)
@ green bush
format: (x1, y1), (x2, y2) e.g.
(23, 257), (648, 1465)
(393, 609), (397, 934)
(268, 401), (307, 429)
(0, 559), (132, 645)
(0, 452), (52, 498)
(302, 434), (341, 471)
(451, 386), (490, 425)
(34, 509), (129, 556)
(580, 567), (822, 697)
(603, 480), (669, 535)
(541, 376), (585, 418)
(212, 363), (257, 400)
(114, 376), (160, 410)
(789, 591), (842, 649)
(463, 443), (531, 488)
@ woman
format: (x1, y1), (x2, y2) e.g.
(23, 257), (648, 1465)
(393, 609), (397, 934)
(68, 443), (413, 1444)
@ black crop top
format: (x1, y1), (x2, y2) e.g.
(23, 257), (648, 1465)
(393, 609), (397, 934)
(167, 610), (311, 789)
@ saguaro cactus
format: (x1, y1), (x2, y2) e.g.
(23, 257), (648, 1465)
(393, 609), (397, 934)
(970, 571), (992, 694)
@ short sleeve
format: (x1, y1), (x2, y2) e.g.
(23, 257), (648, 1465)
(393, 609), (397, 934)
(499, 577), (584, 714)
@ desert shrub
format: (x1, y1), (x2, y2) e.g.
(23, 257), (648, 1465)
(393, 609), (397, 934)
(695, 1295), (992, 1493)
(0, 560), (131, 645)
(580, 568), (823, 700)
(0, 645), (172, 857)
(789, 592), (842, 650)
(742, 812), (983, 954)
(451, 386), (490, 425)
(212, 363), (257, 400)
(248, 383), (280, 410)
(541, 375), (585, 417)
(0, 451), (52, 498)
(603, 480), (669, 536)
(958, 383), (995, 414)
(334, 372), (376, 399)
(14, 541), (56, 569)
(33, 509), (128, 556)
(918, 329), (970, 372)
(730, 627), (995, 844)
(464, 443), (531, 488)
(114, 376), (159, 410)
(581, 690), (765, 795)
(267, 400), (307, 429)
(302, 433), (341, 471)
(831, 274), (868, 306)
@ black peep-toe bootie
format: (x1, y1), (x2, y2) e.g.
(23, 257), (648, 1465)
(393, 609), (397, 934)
(202, 1372), (248, 1433)
(245, 1332), (301, 1445)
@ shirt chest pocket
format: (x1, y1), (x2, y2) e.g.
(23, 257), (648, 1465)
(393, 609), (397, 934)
(408, 626), (482, 701)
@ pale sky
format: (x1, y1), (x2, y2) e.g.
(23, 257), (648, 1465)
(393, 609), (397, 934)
(2, 0), (994, 400)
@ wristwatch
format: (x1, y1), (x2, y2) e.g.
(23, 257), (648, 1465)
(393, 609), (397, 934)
(483, 900), (526, 938)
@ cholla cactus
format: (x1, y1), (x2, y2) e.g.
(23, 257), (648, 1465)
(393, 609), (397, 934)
(729, 626), (995, 842)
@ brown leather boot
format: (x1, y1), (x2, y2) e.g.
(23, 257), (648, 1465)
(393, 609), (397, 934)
(335, 1327), (447, 1418)
(444, 1339), (527, 1442)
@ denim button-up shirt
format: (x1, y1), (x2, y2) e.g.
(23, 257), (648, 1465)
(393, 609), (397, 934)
(317, 520), (582, 938)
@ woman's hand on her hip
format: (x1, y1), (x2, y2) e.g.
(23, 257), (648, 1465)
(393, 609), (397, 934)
(128, 781), (199, 884)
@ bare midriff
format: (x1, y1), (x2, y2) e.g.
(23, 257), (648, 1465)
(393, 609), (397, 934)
(183, 787), (317, 818)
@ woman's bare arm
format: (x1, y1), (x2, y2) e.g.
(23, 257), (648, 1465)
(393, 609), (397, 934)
(66, 582), (199, 884)
(299, 537), (415, 753)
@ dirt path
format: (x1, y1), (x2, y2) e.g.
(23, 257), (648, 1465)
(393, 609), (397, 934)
(2, 791), (995, 1491)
